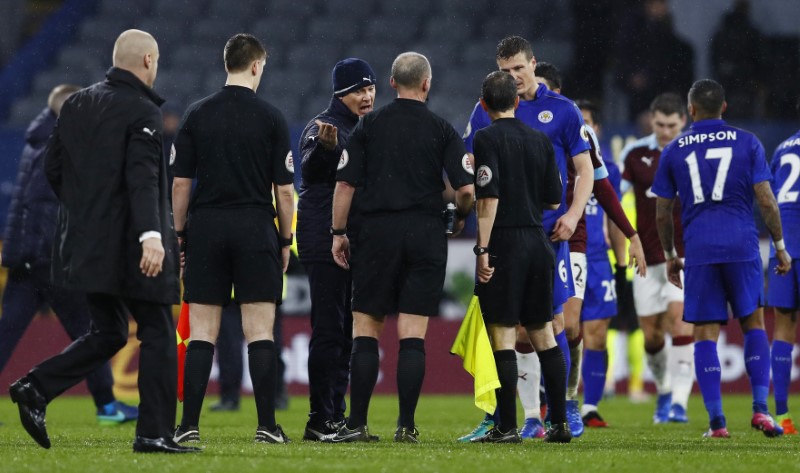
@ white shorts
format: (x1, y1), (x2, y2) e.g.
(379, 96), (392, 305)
(570, 252), (587, 300)
(633, 261), (684, 317)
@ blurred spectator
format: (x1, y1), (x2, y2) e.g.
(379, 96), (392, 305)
(162, 104), (181, 194)
(0, 0), (25, 66)
(710, 0), (764, 119)
(614, 0), (694, 120)
(568, 0), (618, 103)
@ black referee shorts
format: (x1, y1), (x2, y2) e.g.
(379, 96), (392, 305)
(351, 213), (446, 317)
(476, 227), (554, 327)
(183, 208), (282, 305)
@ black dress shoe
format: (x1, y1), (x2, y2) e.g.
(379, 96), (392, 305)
(133, 436), (202, 453)
(9, 377), (50, 449)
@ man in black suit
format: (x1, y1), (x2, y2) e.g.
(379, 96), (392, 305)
(8, 29), (198, 454)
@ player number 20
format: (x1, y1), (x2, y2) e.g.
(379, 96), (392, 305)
(777, 153), (800, 204)
(601, 280), (617, 302)
(684, 147), (733, 204)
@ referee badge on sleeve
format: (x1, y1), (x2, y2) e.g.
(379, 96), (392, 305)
(337, 149), (349, 170)
(285, 150), (294, 173)
(476, 165), (492, 187)
(462, 154), (474, 175)
(169, 144), (176, 165)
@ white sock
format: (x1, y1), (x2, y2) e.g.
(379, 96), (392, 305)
(669, 342), (694, 408)
(646, 345), (671, 395)
(516, 350), (541, 419)
(581, 403), (598, 417)
(567, 340), (583, 400)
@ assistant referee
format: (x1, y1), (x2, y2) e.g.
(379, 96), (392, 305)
(325, 52), (475, 444)
(471, 71), (570, 443)
(171, 33), (294, 444)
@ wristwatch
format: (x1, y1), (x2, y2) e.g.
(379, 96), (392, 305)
(473, 245), (489, 256)
(330, 227), (347, 236)
(279, 233), (293, 247)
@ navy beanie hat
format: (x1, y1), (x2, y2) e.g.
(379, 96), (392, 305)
(332, 58), (376, 97)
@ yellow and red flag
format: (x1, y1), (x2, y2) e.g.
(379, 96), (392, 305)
(176, 302), (190, 401)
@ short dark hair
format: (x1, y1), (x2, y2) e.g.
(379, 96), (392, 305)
(536, 62), (561, 91)
(688, 79), (726, 116)
(650, 92), (686, 117)
(481, 71), (517, 112)
(224, 33), (268, 73)
(391, 52), (431, 89)
(496, 35), (533, 61)
(575, 99), (600, 125)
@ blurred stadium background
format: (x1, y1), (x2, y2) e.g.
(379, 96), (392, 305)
(0, 0), (797, 197)
(0, 0), (798, 397)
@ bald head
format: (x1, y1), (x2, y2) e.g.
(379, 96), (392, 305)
(390, 52), (431, 90)
(112, 29), (159, 86)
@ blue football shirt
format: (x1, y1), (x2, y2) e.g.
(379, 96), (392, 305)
(651, 119), (771, 266)
(770, 129), (800, 257)
(463, 83), (591, 233)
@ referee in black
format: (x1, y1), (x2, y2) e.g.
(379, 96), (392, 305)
(471, 71), (570, 443)
(326, 52), (475, 443)
(171, 34), (294, 444)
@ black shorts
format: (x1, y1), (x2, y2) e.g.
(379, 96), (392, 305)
(476, 227), (554, 327)
(183, 208), (282, 305)
(351, 213), (446, 317)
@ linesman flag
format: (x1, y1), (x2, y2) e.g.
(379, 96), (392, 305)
(176, 302), (190, 402)
(450, 295), (500, 414)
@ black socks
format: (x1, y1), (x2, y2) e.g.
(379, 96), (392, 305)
(181, 340), (215, 428)
(538, 346), (567, 425)
(347, 336), (379, 429)
(397, 338), (426, 428)
(248, 339), (276, 430)
(494, 349), (518, 432)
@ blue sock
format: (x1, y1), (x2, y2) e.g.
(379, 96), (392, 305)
(744, 329), (770, 414)
(101, 401), (117, 415)
(556, 330), (571, 389)
(490, 407), (500, 424)
(771, 340), (793, 416)
(582, 349), (607, 407)
(694, 340), (724, 424)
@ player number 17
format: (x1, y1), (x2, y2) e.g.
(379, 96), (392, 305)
(684, 147), (733, 204)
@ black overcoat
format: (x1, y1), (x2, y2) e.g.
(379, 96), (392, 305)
(44, 67), (180, 304)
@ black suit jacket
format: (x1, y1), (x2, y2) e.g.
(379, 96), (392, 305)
(44, 67), (180, 304)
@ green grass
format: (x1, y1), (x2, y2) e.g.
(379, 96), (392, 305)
(1, 394), (799, 472)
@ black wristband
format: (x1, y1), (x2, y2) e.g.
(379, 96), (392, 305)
(279, 233), (293, 247)
(176, 230), (186, 238)
(330, 227), (347, 236)
(455, 208), (471, 220)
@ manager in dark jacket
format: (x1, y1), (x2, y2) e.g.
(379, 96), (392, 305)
(297, 58), (376, 440)
(9, 29), (196, 454)
(0, 85), (138, 425)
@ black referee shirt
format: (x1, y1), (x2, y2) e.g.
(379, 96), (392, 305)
(172, 85), (293, 215)
(473, 117), (562, 227)
(336, 98), (473, 215)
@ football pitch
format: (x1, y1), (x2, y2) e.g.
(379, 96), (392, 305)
(1, 394), (798, 472)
